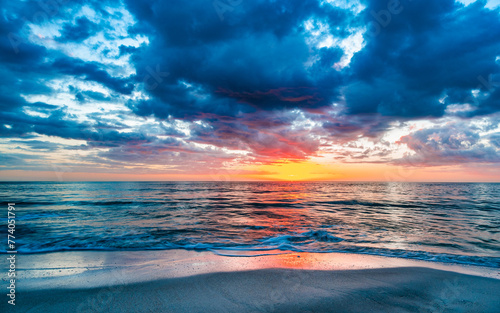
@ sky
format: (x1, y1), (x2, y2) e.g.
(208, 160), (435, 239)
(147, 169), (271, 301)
(1, 0), (500, 182)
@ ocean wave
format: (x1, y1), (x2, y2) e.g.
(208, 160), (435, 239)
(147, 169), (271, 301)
(4, 232), (499, 268)
(2, 181), (500, 270)
(260, 230), (344, 245)
(3, 243), (499, 268)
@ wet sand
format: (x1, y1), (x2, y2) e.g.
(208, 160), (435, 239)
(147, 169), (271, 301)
(6, 250), (500, 312)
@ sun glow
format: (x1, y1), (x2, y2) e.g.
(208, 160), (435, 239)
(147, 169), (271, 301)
(246, 161), (339, 181)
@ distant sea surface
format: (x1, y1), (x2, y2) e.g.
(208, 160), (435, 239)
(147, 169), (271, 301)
(1, 182), (499, 267)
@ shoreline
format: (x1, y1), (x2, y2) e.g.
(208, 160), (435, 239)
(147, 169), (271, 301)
(8, 250), (500, 290)
(3, 250), (500, 312)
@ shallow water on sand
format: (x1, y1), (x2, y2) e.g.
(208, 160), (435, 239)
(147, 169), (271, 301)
(1, 181), (499, 267)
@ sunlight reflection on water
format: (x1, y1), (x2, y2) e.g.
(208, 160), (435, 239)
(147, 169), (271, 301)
(1, 181), (499, 267)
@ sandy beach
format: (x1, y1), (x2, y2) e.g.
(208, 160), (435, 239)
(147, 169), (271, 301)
(6, 250), (500, 312)
(3, 0), (500, 309)
(15, 267), (500, 313)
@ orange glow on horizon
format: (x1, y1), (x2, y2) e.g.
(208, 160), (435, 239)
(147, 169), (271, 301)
(239, 161), (500, 182)
(244, 161), (337, 181)
(1, 163), (500, 182)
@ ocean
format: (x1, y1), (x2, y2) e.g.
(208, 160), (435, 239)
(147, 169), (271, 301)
(1, 181), (499, 268)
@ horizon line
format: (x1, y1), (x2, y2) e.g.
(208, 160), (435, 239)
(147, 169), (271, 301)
(0, 180), (499, 184)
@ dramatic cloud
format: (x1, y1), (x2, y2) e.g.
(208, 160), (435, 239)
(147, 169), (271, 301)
(0, 0), (499, 180)
(397, 117), (500, 165)
(346, 0), (500, 117)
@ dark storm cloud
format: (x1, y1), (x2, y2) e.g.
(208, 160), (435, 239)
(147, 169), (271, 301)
(125, 0), (351, 119)
(118, 44), (139, 56)
(476, 85), (500, 116)
(0, 0), (139, 147)
(346, 0), (500, 117)
(50, 57), (134, 94)
(58, 17), (98, 42)
(1, 0), (500, 170)
(122, 0), (500, 122)
(120, 0), (500, 165)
